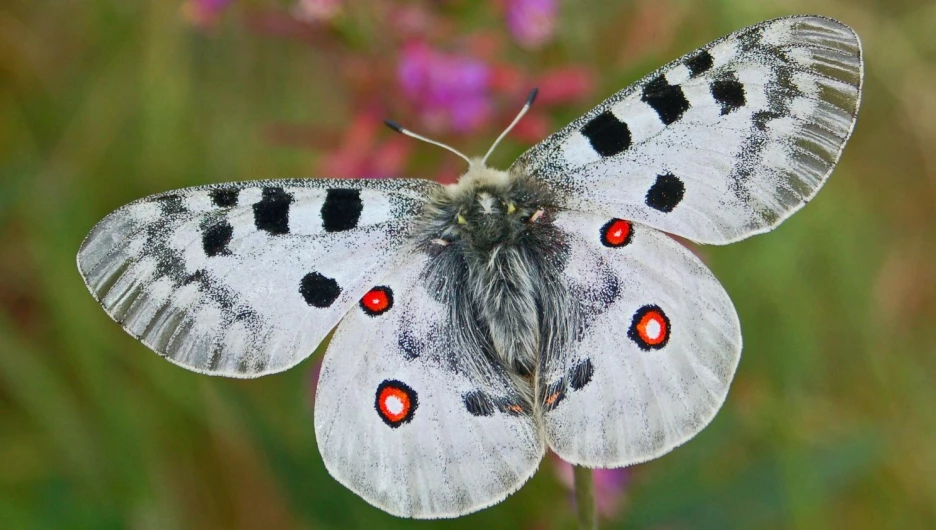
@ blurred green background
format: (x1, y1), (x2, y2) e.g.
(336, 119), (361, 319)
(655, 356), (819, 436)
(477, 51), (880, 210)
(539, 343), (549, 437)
(2, 0), (934, 528)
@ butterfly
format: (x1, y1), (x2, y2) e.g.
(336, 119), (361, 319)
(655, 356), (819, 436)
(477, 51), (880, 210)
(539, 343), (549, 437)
(77, 15), (862, 519)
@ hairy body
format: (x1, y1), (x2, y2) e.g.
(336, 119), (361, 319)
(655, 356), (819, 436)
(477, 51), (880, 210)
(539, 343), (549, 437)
(414, 161), (576, 403)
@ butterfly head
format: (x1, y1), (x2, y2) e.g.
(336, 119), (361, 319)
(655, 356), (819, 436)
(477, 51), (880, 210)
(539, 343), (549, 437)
(418, 164), (552, 253)
(394, 88), (549, 251)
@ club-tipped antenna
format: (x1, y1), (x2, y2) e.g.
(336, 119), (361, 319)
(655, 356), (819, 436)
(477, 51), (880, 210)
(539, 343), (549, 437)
(383, 119), (472, 166)
(481, 87), (538, 165)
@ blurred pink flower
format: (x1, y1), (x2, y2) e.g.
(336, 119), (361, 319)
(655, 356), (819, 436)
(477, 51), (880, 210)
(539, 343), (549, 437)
(390, 5), (437, 38)
(486, 64), (593, 144)
(397, 42), (493, 133)
(553, 455), (631, 519)
(535, 66), (595, 106)
(319, 109), (413, 179)
(508, 111), (551, 144)
(293, 0), (342, 23)
(505, 0), (557, 49)
(182, 0), (234, 27)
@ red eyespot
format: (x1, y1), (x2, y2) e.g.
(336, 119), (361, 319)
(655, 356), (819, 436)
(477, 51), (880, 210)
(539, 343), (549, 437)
(375, 380), (418, 428)
(360, 286), (393, 316)
(628, 305), (670, 350)
(600, 219), (633, 247)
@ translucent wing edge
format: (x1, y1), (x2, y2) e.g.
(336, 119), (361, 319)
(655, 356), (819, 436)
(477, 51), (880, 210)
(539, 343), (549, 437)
(715, 16), (864, 244)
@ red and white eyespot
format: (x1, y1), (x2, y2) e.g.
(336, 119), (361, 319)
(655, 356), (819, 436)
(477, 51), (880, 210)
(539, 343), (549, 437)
(627, 304), (670, 350)
(360, 286), (393, 316)
(374, 380), (418, 428)
(600, 218), (633, 248)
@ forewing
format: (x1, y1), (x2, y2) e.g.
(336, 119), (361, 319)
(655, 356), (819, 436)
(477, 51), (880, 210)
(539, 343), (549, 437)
(512, 16), (862, 244)
(77, 178), (437, 377)
(539, 211), (741, 467)
(314, 250), (544, 519)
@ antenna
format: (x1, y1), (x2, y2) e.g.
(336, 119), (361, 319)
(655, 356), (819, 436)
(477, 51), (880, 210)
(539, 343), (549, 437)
(383, 120), (472, 166)
(384, 87), (538, 168)
(481, 87), (538, 165)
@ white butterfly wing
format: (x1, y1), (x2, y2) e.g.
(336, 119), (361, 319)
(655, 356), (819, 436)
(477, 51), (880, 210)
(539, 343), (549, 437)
(538, 210), (741, 466)
(314, 249), (544, 519)
(77, 178), (437, 377)
(512, 16), (862, 244)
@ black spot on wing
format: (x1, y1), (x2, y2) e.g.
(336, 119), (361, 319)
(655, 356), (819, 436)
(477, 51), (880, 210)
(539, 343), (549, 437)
(210, 187), (239, 208)
(596, 262), (621, 307)
(685, 50), (714, 77)
(495, 397), (531, 417)
(183, 268), (206, 286)
(299, 272), (341, 308)
(646, 173), (685, 213)
(569, 358), (594, 390)
(182, 269), (234, 311)
(253, 187), (293, 235)
(321, 189), (363, 232)
(147, 223), (187, 284)
(542, 379), (567, 411)
(202, 220), (233, 257)
(581, 110), (631, 157)
(737, 24), (764, 52)
(155, 194), (186, 216)
(641, 75), (690, 125)
(752, 110), (782, 131)
(711, 73), (746, 115)
(397, 326), (426, 360)
(463, 390), (495, 417)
